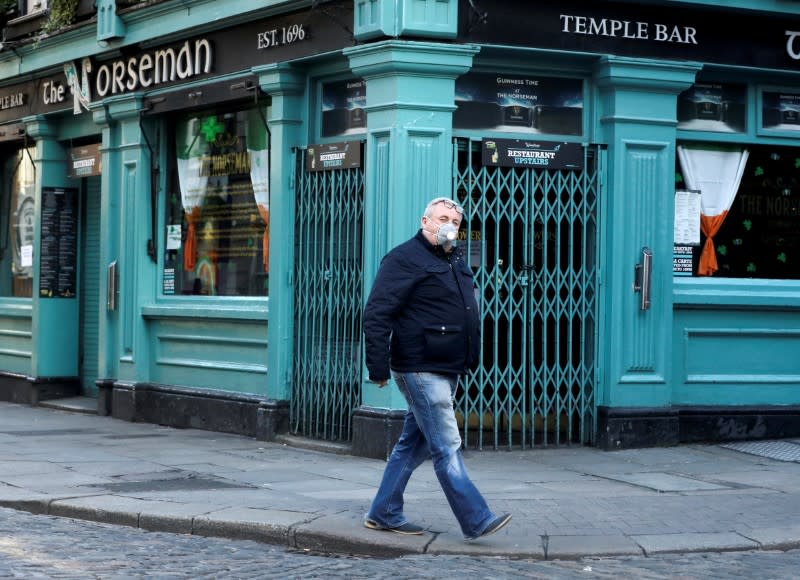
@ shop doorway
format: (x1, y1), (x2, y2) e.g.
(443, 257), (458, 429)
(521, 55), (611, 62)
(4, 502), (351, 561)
(452, 138), (603, 449)
(78, 176), (102, 396)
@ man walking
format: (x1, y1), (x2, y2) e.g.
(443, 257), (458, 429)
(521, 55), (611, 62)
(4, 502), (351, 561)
(362, 196), (512, 541)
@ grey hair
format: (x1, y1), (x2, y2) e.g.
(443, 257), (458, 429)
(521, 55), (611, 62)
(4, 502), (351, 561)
(423, 196), (464, 217)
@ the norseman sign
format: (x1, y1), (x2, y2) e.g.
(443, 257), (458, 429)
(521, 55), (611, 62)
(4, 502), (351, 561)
(64, 38), (213, 113)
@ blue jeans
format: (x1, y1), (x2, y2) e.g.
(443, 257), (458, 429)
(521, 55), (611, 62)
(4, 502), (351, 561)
(366, 371), (496, 539)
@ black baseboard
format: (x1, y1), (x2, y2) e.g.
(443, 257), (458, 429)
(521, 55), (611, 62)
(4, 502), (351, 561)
(104, 381), (289, 441)
(351, 406), (407, 459)
(677, 406), (800, 444)
(598, 405), (800, 450)
(0, 372), (80, 405)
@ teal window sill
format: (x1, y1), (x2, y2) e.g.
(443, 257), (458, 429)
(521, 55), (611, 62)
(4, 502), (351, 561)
(673, 277), (800, 309)
(142, 302), (268, 321)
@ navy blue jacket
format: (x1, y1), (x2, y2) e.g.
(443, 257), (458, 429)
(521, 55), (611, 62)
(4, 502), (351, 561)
(363, 230), (481, 382)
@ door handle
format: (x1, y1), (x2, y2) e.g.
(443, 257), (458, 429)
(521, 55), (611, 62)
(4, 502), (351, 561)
(633, 247), (652, 311)
(107, 260), (118, 312)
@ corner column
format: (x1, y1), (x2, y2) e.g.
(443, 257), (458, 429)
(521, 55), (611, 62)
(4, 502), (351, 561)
(592, 57), (701, 448)
(344, 40), (478, 458)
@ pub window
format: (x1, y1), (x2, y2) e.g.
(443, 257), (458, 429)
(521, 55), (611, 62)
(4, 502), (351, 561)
(164, 106), (269, 297)
(676, 142), (800, 279)
(0, 148), (35, 298)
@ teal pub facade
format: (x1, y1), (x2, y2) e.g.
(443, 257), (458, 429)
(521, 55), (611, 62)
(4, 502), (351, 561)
(0, 0), (799, 457)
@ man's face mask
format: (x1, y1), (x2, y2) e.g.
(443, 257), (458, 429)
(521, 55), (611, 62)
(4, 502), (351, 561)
(431, 222), (458, 249)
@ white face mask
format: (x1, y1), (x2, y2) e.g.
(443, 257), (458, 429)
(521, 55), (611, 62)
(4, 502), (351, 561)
(429, 222), (458, 249)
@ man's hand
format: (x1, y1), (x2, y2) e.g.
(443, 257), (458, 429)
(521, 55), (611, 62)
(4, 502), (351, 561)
(370, 379), (388, 388)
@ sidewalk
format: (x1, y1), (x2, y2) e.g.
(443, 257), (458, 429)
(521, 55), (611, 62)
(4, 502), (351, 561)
(1, 401), (799, 559)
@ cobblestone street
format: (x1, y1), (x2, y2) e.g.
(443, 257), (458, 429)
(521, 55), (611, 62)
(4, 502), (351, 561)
(2, 508), (799, 579)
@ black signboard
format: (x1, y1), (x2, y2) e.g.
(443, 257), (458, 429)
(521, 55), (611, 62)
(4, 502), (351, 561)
(321, 79), (366, 138)
(39, 187), (78, 298)
(69, 143), (102, 178)
(0, 0), (355, 123)
(0, 74), (72, 124)
(677, 83), (746, 133)
(458, 0), (800, 73)
(306, 141), (362, 171)
(482, 139), (583, 170)
(762, 91), (800, 132)
(455, 73), (583, 135)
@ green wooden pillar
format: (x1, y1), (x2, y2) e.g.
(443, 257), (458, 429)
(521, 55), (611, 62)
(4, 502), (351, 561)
(254, 63), (306, 437)
(344, 40), (478, 457)
(592, 56), (701, 448)
(91, 94), (153, 389)
(25, 116), (79, 387)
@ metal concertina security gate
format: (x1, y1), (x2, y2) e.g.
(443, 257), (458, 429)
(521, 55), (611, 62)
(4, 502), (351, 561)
(290, 139), (601, 449)
(291, 146), (365, 441)
(452, 138), (602, 449)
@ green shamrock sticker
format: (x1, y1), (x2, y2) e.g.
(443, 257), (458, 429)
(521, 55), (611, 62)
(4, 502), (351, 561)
(200, 116), (225, 142)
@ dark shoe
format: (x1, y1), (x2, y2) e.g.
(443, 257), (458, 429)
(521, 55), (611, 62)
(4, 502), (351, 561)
(364, 517), (425, 535)
(467, 513), (512, 541)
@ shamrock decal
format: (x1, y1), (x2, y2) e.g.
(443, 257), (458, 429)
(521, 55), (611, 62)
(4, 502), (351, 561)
(200, 116), (225, 142)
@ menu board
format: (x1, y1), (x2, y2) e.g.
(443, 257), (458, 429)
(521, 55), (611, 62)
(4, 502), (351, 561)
(39, 187), (78, 298)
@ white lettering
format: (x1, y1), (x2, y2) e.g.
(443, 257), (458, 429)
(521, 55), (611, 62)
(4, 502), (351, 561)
(96, 65), (111, 97)
(154, 48), (177, 83)
(176, 41), (193, 79)
(126, 57), (138, 90)
(786, 30), (800, 60)
(139, 54), (153, 87)
(507, 149), (556, 159)
(257, 30), (277, 49)
(0, 93), (24, 109)
(560, 13), (696, 44)
(112, 60), (126, 94)
(319, 152), (347, 161)
(43, 82), (65, 104)
(587, 18), (607, 36)
(71, 39), (213, 110)
(654, 23), (697, 44)
(195, 38), (212, 74)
